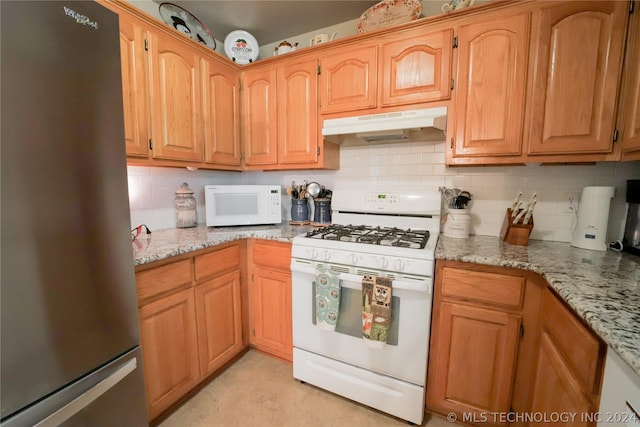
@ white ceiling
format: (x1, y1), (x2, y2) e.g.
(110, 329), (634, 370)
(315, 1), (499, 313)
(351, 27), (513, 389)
(152, 1), (380, 46)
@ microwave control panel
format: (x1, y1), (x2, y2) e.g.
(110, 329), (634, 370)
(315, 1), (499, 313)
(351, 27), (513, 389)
(270, 189), (281, 216)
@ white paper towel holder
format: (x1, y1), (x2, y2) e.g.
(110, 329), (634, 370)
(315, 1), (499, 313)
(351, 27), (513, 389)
(571, 186), (615, 251)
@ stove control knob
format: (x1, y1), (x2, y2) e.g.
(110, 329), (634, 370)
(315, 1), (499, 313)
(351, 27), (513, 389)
(394, 259), (406, 271)
(379, 257), (389, 269)
(350, 254), (358, 264)
(310, 249), (318, 259)
(322, 250), (331, 261)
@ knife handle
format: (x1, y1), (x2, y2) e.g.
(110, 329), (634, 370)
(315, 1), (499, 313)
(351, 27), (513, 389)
(513, 208), (526, 224)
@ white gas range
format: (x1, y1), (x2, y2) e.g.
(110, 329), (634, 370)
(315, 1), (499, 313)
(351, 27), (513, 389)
(290, 187), (441, 425)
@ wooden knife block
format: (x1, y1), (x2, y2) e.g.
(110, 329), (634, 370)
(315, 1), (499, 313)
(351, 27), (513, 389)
(500, 208), (534, 246)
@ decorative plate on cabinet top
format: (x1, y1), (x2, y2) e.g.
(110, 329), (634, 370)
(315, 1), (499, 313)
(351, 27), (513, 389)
(224, 30), (259, 64)
(158, 3), (216, 50)
(357, 0), (422, 33)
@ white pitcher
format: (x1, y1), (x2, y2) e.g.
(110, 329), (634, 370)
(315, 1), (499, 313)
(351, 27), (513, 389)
(310, 32), (337, 46)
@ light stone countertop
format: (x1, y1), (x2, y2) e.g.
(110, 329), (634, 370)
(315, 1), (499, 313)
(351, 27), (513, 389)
(132, 224), (314, 266)
(436, 234), (640, 378)
(132, 225), (640, 377)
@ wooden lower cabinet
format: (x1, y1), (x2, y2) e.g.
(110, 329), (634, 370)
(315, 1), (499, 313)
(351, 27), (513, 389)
(195, 270), (243, 377)
(248, 240), (293, 361)
(528, 288), (606, 426)
(429, 302), (521, 421)
(138, 287), (200, 420)
(427, 261), (606, 427)
(427, 262), (529, 427)
(528, 333), (593, 427)
(135, 242), (246, 421)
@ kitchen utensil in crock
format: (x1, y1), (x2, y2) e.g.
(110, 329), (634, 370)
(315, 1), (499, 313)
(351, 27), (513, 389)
(306, 182), (321, 198)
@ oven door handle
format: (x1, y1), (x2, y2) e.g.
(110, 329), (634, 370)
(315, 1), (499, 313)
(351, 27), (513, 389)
(291, 262), (431, 293)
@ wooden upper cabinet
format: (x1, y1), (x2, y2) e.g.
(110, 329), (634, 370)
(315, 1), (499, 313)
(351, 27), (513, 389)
(526, 1), (627, 156)
(201, 58), (241, 167)
(319, 45), (378, 114)
(118, 14), (150, 158)
(149, 30), (203, 162)
(381, 28), (453, 107)
(241, 67), (278, 166)
(620, 2), (640, 161)
(452, 11), (530, 158)
(277, 58), (319, 164)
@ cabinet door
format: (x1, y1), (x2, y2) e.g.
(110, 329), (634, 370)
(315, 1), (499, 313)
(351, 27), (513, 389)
(319, 45), (377, 114)
(277, 58), (319, 165)
(139, 288), (199, 420)
(201, 58), (241, 167)
(195, 270), (243, 377)
(528, 332), (594, 427)
(381, 29), (453, 107)
(526, 1), (627, 155)
(241, 67), (278, 166)
(149, 30), (202, 161)
(251, 267), (292, 361)
(119, 15), (150, 158)
(427, 302), (521, 426)
(452, 11), (530, 158)
(620, 3), (640, 160)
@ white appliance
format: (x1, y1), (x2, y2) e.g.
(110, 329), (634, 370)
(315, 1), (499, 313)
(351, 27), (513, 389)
(204, 185), (281, 227)
(321, 107), (447, 146)
(290, 186), (441, 425)
(571, 186), (616, 251)
(597, 349), (640, 426)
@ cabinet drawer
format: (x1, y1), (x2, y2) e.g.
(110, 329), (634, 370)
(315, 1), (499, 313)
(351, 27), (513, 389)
(540, 288), (604, 395)
(195, 244), (240, 281)
(252, 240), (291, 271)
(441, 267), (525, 308)
(136, 259), (192, 304)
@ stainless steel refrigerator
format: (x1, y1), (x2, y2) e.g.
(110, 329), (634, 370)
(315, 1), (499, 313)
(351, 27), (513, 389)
(1, 1), (148, 425)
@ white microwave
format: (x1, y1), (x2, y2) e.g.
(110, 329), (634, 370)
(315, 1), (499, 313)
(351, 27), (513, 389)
(204, 185), (282, 227)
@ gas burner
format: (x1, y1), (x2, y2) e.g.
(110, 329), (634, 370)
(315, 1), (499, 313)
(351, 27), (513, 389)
(306, 224), (429, 249)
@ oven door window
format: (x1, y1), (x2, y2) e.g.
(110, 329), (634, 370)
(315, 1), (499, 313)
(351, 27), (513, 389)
(312, 281), (400, 346)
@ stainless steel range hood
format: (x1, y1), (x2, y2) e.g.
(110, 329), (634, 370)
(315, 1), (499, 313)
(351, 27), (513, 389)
(322, 107), (447, 146)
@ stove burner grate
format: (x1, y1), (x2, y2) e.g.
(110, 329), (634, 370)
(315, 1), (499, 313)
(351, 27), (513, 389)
(305, 224), (429, 249)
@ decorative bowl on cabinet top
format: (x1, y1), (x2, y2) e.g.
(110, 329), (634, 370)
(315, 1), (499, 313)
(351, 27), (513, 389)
(442, 0), (475, 13)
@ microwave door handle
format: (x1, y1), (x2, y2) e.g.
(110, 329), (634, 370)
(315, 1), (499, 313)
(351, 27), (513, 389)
(290, 262), (431, 293)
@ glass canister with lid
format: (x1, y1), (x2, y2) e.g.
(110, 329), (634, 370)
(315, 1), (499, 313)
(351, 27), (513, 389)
(174, 182), (197, 228)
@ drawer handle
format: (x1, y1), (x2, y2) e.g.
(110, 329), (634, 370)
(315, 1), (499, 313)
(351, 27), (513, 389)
(626, 401), (639, 419)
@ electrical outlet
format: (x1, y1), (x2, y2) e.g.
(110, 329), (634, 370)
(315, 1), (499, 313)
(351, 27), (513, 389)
(562, 192), (580, 214)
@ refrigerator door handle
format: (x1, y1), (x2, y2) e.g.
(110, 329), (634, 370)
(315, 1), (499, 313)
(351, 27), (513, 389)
(33, 358), (138, 427)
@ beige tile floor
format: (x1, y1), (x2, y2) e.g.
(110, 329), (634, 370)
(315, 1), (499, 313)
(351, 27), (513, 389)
(159, 350), (455, 427)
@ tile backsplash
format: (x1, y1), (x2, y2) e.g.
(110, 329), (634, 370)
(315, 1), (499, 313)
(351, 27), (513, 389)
(128, 140), (639, 244)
